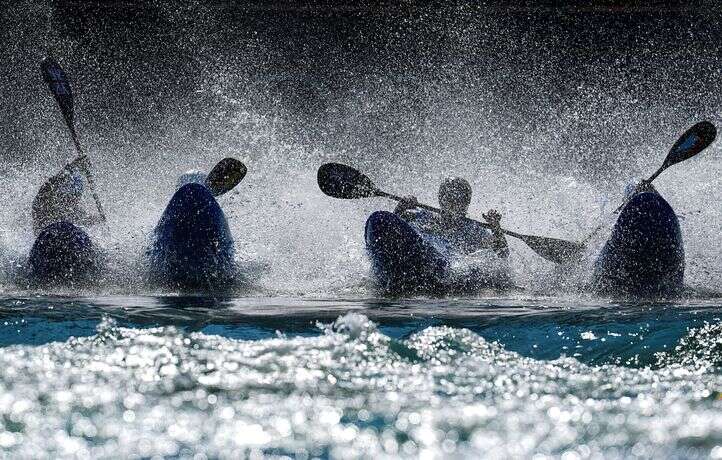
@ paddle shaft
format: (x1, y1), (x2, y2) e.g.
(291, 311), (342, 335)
(63, 120), (107, 222)
(376, 190), (520, 237)
(612, 163), (668, 214)
(645, 164), (667, 184)
(375, 190), (585, 263)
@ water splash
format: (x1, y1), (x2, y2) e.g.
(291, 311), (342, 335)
(0, 1), (719, 296)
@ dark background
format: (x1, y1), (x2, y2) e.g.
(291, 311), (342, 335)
(2, 1), (721, 180)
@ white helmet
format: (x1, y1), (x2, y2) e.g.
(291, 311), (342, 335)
(176, 169), (207, 189)
(623, 178), (640, 200)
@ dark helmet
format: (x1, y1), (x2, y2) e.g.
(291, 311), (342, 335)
(438, 177), (471, 215)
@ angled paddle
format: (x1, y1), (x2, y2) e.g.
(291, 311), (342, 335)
(580, 120), (717, 245)
(318, 163), (585, 264)
(41, 58), (106, 222)
(614, 120), (717, 212)
(205, 157), (247, 196)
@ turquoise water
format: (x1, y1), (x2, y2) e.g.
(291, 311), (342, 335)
(1, 295), (720, 458)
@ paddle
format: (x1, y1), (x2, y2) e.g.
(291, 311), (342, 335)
(613, 121), (717, 212)
(651, 121), (717, 179)
(205, 158), (247, 196)
(579, 121), (717, 246)
(40, 58), (106, 222)
(318, 163), (585, 264)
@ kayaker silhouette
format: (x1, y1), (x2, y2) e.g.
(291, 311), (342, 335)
(31, 156), (104, 235)
(393, 177), (510, 258)
(146, 159), (246, 290)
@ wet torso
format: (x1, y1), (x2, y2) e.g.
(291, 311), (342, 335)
(399, 209), (493, 255)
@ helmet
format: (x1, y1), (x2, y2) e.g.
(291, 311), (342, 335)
(439, 177), (472, 216)
(623, 180), (638, 200)
(57, 170), (84, 198)
(177, 170), (208, 189)
(624, 177), (656, 200)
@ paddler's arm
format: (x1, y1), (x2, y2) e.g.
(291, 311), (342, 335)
(65, 155), (91, 176)
(394, 195), (420, 221)
(35, 159), (86, 198)
(481, 209), (509, 259)
(65, 157), (105, 228)
(32, 181), (54, 235)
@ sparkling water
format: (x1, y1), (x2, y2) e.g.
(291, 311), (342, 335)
(0, 296), (720, 458)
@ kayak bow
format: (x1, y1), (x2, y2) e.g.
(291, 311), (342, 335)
(147, 183), (236, 290)
(365, 211), (512, 295)
(592, 192), (684, 297)
(27, 221), (101, 285)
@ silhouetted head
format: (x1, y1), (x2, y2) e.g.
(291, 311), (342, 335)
(57, 170), (84, 199)
(439, 177), (471, 217)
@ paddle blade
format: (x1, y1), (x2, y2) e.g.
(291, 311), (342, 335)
(40, 58), (74, 127)
(206, 158), (247, 196)
(317, 163), (379, 199)
(665, 121), (716, 168)
(514, 233), (585, 264)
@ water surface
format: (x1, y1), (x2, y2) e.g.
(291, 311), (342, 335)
(0, 295), (720, 458)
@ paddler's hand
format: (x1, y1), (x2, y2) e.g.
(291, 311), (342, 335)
(482, 209), (503, 230)
(482, 209), (509, 258)
(65, 155), (91, 174)
(394, 195), (419, 215)
(634, 180), (655, 194)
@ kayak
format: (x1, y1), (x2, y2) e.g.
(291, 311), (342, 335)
(27, 221), (100, 285)
(147, 183), (236, 290)
(592, 191), (684, 297)
(365, 210), (512, 295)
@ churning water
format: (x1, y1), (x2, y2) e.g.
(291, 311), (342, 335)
(0, 1), (721, 458)
(0, 297), (721, 458)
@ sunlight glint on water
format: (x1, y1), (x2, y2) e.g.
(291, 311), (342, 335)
(0, 311), (720, 458)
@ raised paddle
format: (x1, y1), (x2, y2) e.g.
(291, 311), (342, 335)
(613, 121), (717, 212)
(41, 58), (106, 222)
(580, 121), (717, 246)
(318, 162), (585, 264)
(205, 157), (247, 196)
